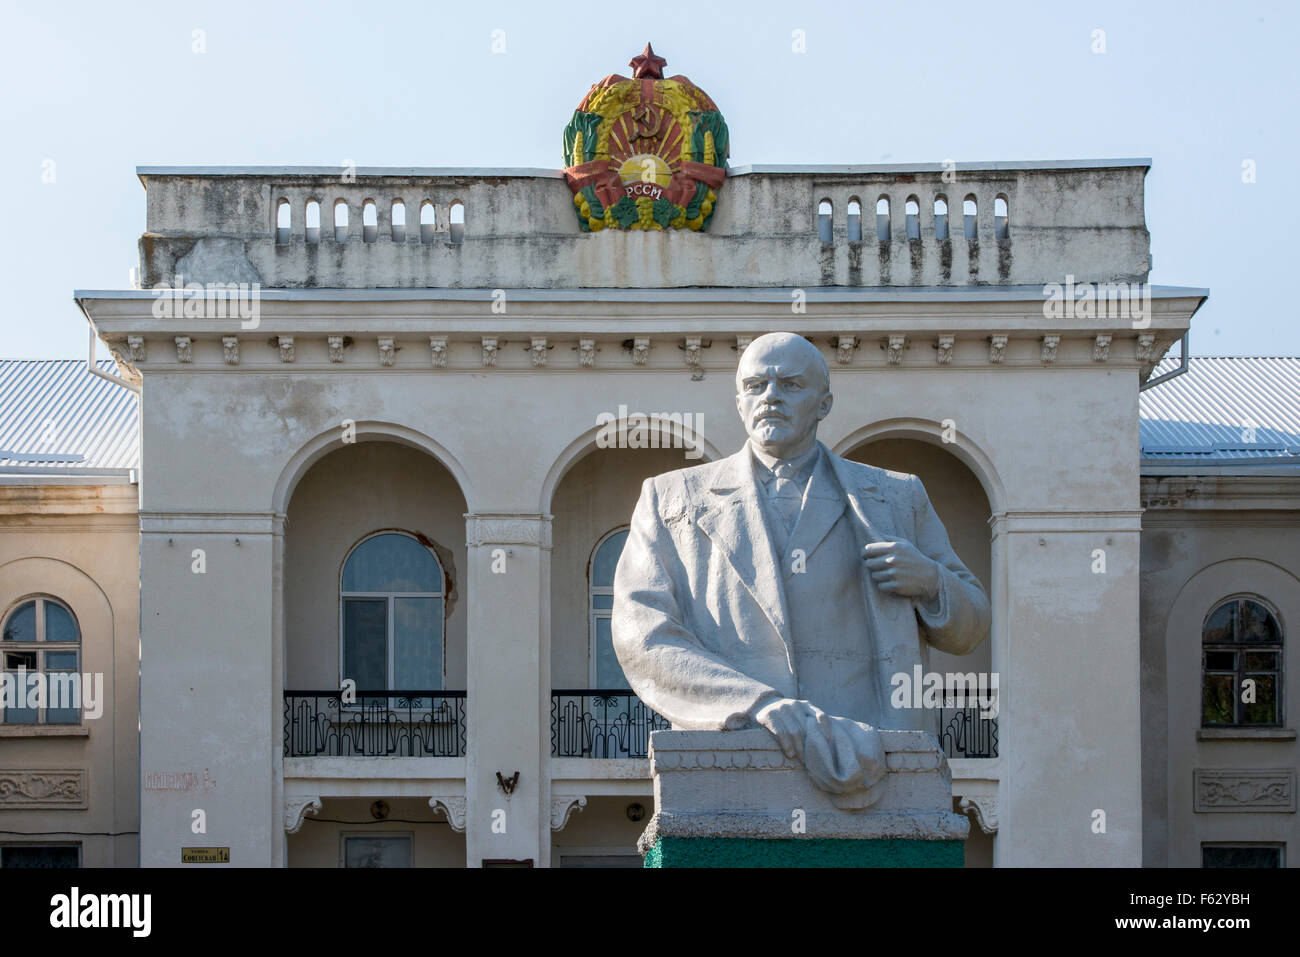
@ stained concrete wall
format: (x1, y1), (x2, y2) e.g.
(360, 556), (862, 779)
(137, 164), (1150, 289)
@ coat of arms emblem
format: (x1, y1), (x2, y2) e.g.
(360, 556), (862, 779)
(563, 44), (730, 232)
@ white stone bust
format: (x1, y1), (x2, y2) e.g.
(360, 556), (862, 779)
(612, 332), (990, 806)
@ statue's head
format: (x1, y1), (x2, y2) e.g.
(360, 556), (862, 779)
(735, 332), (833, 459)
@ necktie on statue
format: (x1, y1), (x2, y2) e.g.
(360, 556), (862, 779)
(769, 461), (803, 538)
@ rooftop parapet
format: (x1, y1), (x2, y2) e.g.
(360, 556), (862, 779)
(136, 160), (1152, 290)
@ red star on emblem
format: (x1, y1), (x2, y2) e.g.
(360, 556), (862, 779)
(629, 43), (667, 80)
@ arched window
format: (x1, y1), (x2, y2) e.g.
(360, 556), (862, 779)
(362, 200), (377, 243)
(876, 196), (891, 242)
(420, 201), (436, 244)
(905, 195), (920, 240)
(846, 198), (862, 242)
(391, 200), (406, 243)
(963, 195), (978, 240)
(589, 528), (630, 688)
(1202, 596), (1283, 727)
(305, 200), (321, 244)
(934, 195), (949, 240)
(2, 597), (81, 724)
(994, 194), (1009, 239)
(276, 199), (291, 244)
(817, 199), (833, 242)
(340, 532), (445, 697)
(333, 200), (350, 243)
(449, 201), (465, 244)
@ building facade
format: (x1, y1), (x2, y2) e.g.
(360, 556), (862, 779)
(1, 70), (1295, 865)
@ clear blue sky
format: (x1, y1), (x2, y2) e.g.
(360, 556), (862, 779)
(2, 0), (1294, 358)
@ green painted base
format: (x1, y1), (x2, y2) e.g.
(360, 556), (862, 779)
(643, 837), (964, 868)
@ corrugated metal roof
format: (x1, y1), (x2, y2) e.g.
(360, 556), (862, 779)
(1140, 357), (1300, 463)
(0, 360), (138, 474)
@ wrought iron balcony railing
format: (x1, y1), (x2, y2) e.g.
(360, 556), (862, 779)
(937, 703), (998, 759)
(551, 690), (670, 759)
(284, 691), (466, 757)
(552, 690), (998, 760)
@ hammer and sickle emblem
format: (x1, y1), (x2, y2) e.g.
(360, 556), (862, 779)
(631, 105), (666, 143)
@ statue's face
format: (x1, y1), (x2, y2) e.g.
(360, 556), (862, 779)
(735, 336), (833, 458)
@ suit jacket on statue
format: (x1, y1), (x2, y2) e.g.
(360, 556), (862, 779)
(611, 441), (991, 737)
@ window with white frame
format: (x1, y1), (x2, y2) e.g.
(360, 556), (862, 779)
(340, 532), (445, 699)
(1, 597), (81, 724)
(589, 528), (630, 689)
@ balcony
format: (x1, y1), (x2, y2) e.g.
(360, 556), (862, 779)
(284, 691), (466, 757)
(551, 690), (670, 759)
(551, 690), (998, 761)
(938, 703), (998, 759)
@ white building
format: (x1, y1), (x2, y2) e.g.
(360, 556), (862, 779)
(0, 66), (1295, 865)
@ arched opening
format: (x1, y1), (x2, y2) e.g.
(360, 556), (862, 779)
(276, 199), (291, 244)
(934, 195), (950, 240)
(905, 195), (920, 241)
(284, 441), (468, 757)
(963, 195), (978, 240)
(333, 200), (349, 243)
(876, 195), (891, 242)
(420, 201), (436, 244)
(549, 445), (694, 759)
(994, 194), (1009, 240)
(305, 200), (321, 244)
(362, 200), (377, 243)
(817, 199), (833, 242)
(449, 201), (465, 244)
(846, 198), (862, 242)
(391, 200), (406, 243)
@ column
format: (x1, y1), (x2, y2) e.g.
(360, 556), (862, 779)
(996, 509), (1145, 866)
(463, 513), (552, 867)
(139, 512), (279, 867)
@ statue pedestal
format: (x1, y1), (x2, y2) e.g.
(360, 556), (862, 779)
(639, 729), (969, 867)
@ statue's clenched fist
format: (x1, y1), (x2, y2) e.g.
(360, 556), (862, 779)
(863, 540), (941, 601)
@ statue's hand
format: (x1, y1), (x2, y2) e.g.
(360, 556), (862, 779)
(863, 540), (941, 601)
(753, 697), (818, 761)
